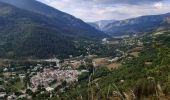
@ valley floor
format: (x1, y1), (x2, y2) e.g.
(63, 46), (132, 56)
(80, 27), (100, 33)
(0, 31), (169, 100)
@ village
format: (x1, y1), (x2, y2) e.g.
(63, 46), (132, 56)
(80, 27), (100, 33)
(0, 36), (144, 99)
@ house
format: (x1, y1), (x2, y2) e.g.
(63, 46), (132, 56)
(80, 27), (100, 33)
(7, 94), (17, 100)
(19, 74), (26, 79)
(3, 68), (8, 72)
(102, 38), (109, 44)
(0, 92), (6, 99)
(46, 87), (54, 92)
(108, 57), (119, 62)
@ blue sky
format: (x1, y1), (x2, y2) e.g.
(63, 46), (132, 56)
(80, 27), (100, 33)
(37, 0), (170, 22)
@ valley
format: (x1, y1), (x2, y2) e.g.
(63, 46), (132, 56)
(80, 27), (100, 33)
(0, 34), (144, 99)
(0, 0), (169, 100)
(0, 31), (169, 99)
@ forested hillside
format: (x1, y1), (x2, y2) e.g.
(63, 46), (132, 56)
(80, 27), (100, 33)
(0, 1), (106, 59)
(51, 31), (170, 100)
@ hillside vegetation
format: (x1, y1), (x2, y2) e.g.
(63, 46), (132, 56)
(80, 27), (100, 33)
(52, 31), (170, 100)
(0, 1), (106, 59)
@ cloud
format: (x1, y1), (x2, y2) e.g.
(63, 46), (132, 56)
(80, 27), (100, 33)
(154, 2), (163, 9)
(37, 0), (170, 22)
(89, 0), (162, 5)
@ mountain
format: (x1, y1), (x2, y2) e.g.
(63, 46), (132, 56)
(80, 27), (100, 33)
(89, 20), (117, 31)
(90, 13), (170, 36)
(0, 1), (107, 58)
(0, 0), (106, 39)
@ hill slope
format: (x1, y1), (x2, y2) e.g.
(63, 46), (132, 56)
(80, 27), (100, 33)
(0, 1), (107, 58)
(53, 31), (170, 100)
(0, 0), (106, 39)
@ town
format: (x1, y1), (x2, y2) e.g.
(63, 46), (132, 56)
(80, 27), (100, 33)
(0, 36), (144, 99)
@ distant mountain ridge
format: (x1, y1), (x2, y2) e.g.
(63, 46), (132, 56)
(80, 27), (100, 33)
(0, 0), (107, 58)
(89, 13), (170, 36)
(89, 20), (117, 31)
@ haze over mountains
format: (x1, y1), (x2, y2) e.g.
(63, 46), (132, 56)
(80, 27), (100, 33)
(0, 0), (106, 58)
(90, 13), (170, 36)
(88, 20), (117, 31)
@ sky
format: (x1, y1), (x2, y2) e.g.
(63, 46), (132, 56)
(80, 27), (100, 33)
(37, 0), (170, 22)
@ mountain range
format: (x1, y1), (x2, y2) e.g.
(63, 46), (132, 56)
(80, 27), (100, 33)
(90, 13), (170, 36)
(88, 20), (117, 31)
(0, 0), (170, 59)
(0, 0), (107, 58)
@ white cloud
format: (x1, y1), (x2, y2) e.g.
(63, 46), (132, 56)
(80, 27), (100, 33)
(154, 2), (163, 9)
(37, 0), (170, 22)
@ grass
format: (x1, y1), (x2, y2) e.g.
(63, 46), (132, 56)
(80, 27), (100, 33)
(14, 81), (25, 90)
